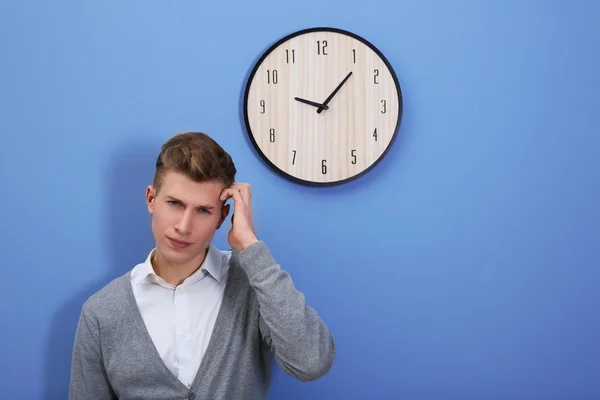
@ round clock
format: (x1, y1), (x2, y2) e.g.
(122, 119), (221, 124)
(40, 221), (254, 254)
(243, 27), (402, 186)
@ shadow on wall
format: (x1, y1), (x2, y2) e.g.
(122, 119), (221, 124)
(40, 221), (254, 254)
(43, 141), (157, 399)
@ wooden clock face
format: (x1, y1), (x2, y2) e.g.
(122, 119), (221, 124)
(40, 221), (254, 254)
(243, 27), (402, 186)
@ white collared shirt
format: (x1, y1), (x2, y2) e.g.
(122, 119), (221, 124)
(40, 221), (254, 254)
(130, 244), (231, 388)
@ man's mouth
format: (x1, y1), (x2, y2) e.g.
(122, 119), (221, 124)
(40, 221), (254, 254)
(167, 237), (192, 249)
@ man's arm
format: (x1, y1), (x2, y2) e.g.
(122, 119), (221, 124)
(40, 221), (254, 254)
(69, 304), (117, 400)
(240, 241), (336, 382)
(220, 183), (336, 381)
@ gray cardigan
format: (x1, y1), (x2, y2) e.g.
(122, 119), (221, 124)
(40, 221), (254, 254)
(69, 241), (336, 399)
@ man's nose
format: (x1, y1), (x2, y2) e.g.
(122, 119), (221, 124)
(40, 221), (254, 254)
(174, 210), (193, 235)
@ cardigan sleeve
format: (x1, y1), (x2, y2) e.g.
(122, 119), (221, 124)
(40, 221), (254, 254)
(238, 241), (336, 382)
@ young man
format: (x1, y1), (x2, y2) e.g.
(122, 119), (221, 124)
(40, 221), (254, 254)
(69, 132), (336, 399)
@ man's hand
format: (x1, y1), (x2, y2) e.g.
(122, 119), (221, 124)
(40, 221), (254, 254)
(220, 182), (259, 252)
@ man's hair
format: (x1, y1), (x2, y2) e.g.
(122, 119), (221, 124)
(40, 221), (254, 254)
(153, 132), (236, 191)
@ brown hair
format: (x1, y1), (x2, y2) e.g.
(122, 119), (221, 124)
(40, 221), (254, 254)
(153, 132), (236, 191)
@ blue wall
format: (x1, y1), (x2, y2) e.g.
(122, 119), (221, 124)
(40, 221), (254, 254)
(1, 1), (599, 399)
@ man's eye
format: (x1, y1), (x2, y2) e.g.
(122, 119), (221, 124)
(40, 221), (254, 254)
(198, 208), (211, 214)
(168, 200), (181, 207)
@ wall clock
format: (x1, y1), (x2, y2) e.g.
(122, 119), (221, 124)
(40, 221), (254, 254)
(243, 27), (402, 186)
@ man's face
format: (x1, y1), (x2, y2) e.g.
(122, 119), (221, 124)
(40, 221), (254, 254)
(146, 170), (230, 267)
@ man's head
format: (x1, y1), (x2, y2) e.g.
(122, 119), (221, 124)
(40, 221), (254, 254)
(145, 132), (236, 267)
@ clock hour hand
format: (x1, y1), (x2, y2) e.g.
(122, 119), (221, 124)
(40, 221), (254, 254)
(317, 71), (353, 114)
(294, 97), (328, 110)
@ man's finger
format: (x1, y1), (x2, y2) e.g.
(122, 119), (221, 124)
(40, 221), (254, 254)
(232, 182), (251, 203)
(227, 184), (250, 206)
(228, 188), (244, 211)
(220, 187), (241, 202)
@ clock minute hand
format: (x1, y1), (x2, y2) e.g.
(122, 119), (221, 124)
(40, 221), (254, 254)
(317, 71), (353, 114)
(294, 97), (329, 110)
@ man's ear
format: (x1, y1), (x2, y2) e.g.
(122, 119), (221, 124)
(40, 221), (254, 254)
(146, 185), (156, 214)
(217, 203), (230, 229)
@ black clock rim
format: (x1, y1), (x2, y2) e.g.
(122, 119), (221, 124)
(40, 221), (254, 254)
(242, 26), (403, 187)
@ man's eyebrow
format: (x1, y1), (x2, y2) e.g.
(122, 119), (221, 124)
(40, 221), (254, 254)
(165, 196), (215, 209)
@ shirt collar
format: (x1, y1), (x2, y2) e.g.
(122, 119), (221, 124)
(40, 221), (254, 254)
(132, 244), (224, 287)
(200, 244), (224, 282)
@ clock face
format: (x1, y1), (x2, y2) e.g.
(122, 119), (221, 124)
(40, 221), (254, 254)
(243, 27), (402, 186)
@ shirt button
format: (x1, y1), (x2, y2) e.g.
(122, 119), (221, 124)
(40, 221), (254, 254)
(180, 332), (187, 338)
(188, 392), (196, 399)
(177, 287), (184, 293)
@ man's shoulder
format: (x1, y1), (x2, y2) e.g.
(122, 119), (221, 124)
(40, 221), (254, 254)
(224, 248), (245, 276)
(82, 271), (131, 317)
(212, 244), (246, 283)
